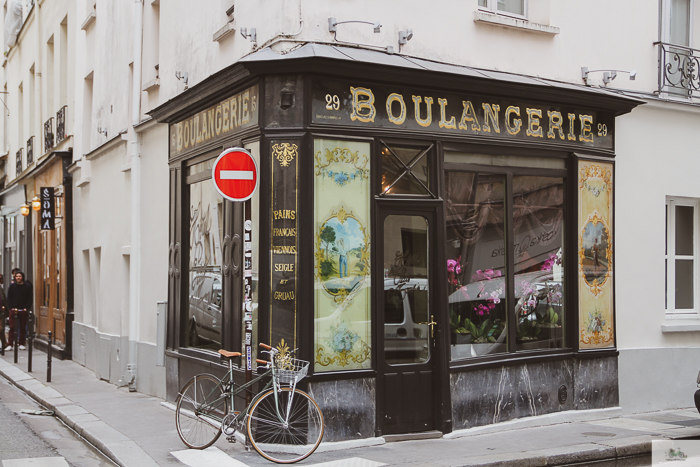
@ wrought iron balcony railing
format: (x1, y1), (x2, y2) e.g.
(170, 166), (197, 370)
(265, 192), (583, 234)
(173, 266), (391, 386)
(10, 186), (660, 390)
(56, 105), (67, 143)
(44, 117), (54, 152)
(16, 148), (23, 176)
(27, 136), (34, 165)
(656, 41), (700, 96)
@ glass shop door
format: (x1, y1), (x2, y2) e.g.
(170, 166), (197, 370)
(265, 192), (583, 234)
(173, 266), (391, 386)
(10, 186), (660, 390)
(378, 204), (440, 435)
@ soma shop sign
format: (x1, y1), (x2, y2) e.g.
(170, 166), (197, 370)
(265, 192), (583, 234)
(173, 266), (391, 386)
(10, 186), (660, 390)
(40, 187), (55, 230)
(312, 80), (615, 150)
(170, 84), (259, 157)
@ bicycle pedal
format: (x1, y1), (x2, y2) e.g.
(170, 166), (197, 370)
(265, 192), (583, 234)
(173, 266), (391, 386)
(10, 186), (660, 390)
(226, 435), (237, 443)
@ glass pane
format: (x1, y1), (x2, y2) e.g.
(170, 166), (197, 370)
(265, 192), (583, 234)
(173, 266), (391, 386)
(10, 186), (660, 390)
(665, 204), (668, 256)
(445, 152), (565, 169)
(676, 205), (694, 256)
(188, 157), (216, 177)
(498, 0), (524, 15)
(478, 0), (487, 6)
(187, 180), (224, 350)
(513, 176), (565, 351)
(56, 228), (61, 307)
(445, 171), (508, 359)
(42, 233), (49, 307)
(671, 0), (690, 46)
(381, 145), (430, 195)
(384, 215), (430, 365)
(676, 259), (694, 309)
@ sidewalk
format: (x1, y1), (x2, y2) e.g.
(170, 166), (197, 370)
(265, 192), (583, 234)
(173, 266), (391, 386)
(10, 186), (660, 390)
(1, 349), (700, 467)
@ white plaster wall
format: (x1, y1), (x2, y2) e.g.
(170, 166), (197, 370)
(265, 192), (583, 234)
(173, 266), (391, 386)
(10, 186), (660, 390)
(147, 1), (663, 98)
(138, 123), (169, 344)
(616, 101), (700, 350)
(614, 101), (700, 411)
(2, 0), (76, 181)
(73, 143), (131, 337)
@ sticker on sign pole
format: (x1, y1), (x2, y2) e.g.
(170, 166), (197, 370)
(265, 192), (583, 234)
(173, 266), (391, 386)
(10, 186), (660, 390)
(212, 148), (258, 202)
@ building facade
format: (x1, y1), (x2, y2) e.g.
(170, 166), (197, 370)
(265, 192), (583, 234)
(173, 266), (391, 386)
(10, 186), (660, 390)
(2, 0), (76, 355)
(3, 0), (700, 442)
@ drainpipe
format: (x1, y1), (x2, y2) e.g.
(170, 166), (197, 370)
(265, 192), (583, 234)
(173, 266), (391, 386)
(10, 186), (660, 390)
(127, 0), (144, 392)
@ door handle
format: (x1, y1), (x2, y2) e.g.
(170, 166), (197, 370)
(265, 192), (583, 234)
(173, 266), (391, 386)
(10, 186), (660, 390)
(418, 315), (438, 338)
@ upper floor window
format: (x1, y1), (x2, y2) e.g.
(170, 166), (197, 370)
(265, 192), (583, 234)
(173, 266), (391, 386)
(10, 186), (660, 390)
(666, 197), (699, 316)
(667, 0), (691, 47)
(658, 0), (695, 97)
(478, 0), (526, 18)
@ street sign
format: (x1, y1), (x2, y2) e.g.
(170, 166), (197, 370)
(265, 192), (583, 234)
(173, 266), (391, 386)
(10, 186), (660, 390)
(212, 148), (258, 202)
(40, 187), (55, 230)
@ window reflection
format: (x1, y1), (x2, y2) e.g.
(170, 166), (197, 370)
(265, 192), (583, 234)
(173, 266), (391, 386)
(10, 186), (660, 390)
(512, 176), (565, 351)
(445, 170), (565, 359)
(445, 172), (507, 359)
(384, 215), (430, 365)
(187, 179), (224, 351)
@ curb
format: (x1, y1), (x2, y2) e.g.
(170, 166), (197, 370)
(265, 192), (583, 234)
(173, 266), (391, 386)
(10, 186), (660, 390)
(0, 359), (158, 467)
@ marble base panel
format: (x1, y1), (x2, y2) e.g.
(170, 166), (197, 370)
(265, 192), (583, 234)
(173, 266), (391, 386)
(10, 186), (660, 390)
(308, 378), (376, 442)
(451, 356), (618, 430)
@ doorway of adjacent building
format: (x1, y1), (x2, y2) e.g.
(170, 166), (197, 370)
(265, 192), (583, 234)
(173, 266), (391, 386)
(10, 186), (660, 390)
(36, 197), (66, 347)
(378, 204), (441, 435)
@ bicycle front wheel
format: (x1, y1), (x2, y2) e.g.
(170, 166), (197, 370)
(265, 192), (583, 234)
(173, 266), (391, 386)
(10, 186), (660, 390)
(247, 388), (324, 463)
(176, 374), (228, 449)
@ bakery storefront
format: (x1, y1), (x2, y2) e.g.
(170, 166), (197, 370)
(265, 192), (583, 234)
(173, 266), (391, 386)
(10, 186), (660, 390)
(150, 44), (641, 441)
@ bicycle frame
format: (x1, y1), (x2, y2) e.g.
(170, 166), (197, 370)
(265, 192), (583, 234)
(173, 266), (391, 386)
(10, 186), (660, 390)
(181, 353), (293, 433)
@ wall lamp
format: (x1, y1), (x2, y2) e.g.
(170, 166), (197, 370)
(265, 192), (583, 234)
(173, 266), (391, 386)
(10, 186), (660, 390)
(581, 67), (637, 85)
(97, 126), (108, 138)
(240, 27), (256, 43)
(328, 17), (382, 34)
(22, 193), (63, 217)
(175, 71), (188, 87)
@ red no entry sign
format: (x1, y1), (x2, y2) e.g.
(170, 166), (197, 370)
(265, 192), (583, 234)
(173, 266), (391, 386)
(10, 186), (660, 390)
(212, 148), (258, 202)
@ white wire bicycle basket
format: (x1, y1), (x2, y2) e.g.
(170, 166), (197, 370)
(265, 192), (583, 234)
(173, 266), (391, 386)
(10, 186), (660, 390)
(274, 356), (309, 385)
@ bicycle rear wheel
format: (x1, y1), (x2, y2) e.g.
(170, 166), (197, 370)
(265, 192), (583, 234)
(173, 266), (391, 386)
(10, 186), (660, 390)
(176, 374), (228, 449)
(247, 388), (324, 463)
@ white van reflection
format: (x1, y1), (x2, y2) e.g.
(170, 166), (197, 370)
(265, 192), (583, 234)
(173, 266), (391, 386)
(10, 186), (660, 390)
(188, 269), (222, 349)
(384, 278), (430, 364)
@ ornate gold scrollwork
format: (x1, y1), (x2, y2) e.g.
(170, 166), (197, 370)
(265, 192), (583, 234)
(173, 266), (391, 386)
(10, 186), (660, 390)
(314, 147), (369, 186)
(579, 164), (612, 198)
(275, 339), (294, 370)
(580, 327), (614, 346)
(272, 143), (298, 167)
(315, 341), (371, 367)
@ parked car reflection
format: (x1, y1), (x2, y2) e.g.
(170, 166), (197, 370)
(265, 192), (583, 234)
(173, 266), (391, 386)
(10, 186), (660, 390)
(384, 278), (430, 364)
(188, 268), (222, 350)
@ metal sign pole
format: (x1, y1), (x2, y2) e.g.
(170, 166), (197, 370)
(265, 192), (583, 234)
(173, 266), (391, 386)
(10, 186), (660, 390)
(243, 199), (253, 449)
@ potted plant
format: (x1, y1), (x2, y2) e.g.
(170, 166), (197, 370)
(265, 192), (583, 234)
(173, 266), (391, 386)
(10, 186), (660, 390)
(450, 310), (472, 345)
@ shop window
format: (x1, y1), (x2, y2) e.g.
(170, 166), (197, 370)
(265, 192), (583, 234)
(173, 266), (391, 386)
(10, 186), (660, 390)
(313, 139), (372, 372)
(186, 159), (225, 351)
(445, 152), (565, 360)
(478, 0), (526, 18)
(666, 197), (699, 315)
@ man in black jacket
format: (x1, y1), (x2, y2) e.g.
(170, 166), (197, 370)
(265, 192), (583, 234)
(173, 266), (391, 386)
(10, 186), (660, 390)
(6, 271), (32, 350)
